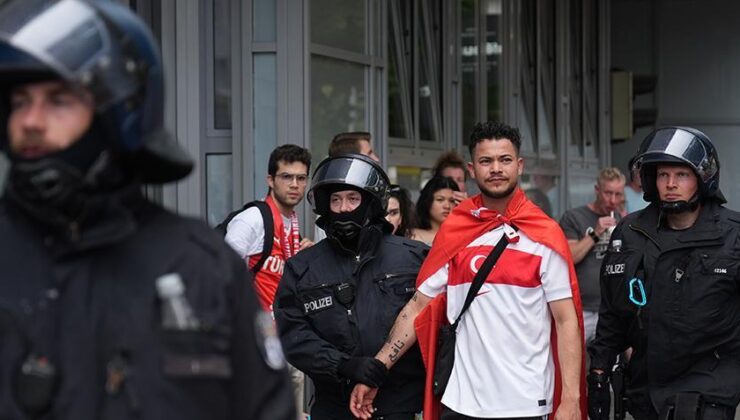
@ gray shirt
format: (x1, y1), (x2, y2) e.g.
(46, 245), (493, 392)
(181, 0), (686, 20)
(559, 206), (620, 311)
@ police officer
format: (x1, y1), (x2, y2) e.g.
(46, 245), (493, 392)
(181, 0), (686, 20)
(0, 1), (294, 419)
(274, 154), (427, 419)
(588, 127), (740, 420)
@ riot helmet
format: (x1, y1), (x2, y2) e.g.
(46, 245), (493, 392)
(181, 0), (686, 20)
(0, 0), (192, 183)
(308, 153), (390, 219)
(634, 126), (723, 212)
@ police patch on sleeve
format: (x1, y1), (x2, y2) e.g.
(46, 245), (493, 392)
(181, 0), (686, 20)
(255, 311), (286, 370)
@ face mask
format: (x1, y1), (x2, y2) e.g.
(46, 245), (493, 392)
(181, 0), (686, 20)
(6, 120), (129, 228)
(328, 206), (366, 241)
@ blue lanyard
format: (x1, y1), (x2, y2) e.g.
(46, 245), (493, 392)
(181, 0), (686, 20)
(628, 277), (647, 306)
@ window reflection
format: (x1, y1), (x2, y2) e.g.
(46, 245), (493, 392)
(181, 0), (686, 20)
(206, 154), (233, 226)
(213, 0), (231, 129)
(310, 55), (366, 166)
(311, 0), (365, 53)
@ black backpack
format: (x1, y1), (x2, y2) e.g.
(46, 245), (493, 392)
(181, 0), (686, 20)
(216, 201), (273, 275)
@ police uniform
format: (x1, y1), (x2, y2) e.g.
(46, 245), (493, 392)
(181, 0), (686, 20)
(0, 1), (294, 418)
(589, 127), (740, 420)
(0, 190), (295, 420)
(274, 154), (427, 419)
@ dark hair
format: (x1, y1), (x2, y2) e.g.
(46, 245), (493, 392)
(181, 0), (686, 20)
(268, 144), (312, 176)
(468, 121), (522, 159)
(328, 132), (372, 157)
(389, 185), (417, 238)
(415, 176), (459, 230)
(433, 150), (466, 178)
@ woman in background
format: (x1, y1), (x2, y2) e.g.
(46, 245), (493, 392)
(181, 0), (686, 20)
(411, 176), (459, 246)
(386, 185), (417, 238)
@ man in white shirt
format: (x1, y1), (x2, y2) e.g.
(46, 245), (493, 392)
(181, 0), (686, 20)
(350, 121), (585, 420)
(224, 144), (313, 418)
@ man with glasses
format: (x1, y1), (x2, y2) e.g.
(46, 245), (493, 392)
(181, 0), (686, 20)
(559, 167), (625, 346)
(225, 144), (313, 417)
(226, 144), (313, 313)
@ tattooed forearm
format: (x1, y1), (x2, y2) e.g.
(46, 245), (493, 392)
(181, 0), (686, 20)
(387, 337), (407, 363)
(376, 291), (430, 369)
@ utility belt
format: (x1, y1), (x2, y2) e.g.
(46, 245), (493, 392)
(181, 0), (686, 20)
(658, 393), (736, 420)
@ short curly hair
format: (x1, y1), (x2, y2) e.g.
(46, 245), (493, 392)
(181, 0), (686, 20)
(468, 121), (522, 159)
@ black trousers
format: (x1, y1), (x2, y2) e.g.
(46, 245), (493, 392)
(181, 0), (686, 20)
(440, 405), (544, 420)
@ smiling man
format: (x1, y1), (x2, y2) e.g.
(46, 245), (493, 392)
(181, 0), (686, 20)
(588, 127), (740, 420)
(350, 121), (586, 420)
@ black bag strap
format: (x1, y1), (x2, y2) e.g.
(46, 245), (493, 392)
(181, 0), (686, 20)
(250, 201), (274, 275)
(216, 200), (274, 275)
(451, 224), (518, 330)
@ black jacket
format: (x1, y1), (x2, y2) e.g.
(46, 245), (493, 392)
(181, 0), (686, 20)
(274, 224), (428, 418)
(0, 185), (295, 420)
(589, 200), (740, 410)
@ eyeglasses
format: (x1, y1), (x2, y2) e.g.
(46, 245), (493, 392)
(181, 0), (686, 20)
(275, 173), (309, 184)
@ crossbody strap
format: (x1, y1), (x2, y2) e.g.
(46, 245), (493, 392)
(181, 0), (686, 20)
(451, 224), (518, 330)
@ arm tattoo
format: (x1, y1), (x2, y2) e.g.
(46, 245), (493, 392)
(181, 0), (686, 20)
(388, 338), (407, 363)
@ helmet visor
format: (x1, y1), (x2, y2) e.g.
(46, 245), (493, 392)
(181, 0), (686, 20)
(637, 128), (717, 182)
(0, 0), (137, 109)
(311, 156), (389, 196)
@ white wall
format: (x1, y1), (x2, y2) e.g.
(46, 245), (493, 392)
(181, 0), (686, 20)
(611, 0), (740, 209)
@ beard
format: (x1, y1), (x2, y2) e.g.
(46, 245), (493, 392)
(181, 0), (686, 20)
(479, 181), (518, 200)
(272, 189), (301, 210)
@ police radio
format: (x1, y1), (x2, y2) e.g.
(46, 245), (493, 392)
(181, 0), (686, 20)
(334, 283), (356, 309)
(16, 353), (58, 416)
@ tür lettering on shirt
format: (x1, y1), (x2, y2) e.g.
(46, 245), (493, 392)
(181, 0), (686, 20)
(303, 296), (334, 314)
(605, 263), (625, 275)
(262, 255), (285, 275)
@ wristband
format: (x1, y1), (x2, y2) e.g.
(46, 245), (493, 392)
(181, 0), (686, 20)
(586, 227), (599, 243)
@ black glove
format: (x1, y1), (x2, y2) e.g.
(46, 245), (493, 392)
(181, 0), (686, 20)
(338, 357), (388, 388)
(587, 371), (611, 420)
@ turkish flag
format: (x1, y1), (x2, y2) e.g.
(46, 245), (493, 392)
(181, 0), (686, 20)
(414, 188), (587, 420)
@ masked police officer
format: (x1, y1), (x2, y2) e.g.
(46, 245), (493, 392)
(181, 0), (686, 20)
(0, 1), (294, 419)
(274, 154), (427, 419)
(588, 127), (740, 420)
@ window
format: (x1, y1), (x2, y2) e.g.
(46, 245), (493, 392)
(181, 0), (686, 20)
(388, 0), (447, 148)
(460, 0), (502, 145)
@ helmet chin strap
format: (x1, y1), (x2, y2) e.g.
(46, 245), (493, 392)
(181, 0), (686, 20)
(660, 193), (700, 214)
(6, 121), (131, 229)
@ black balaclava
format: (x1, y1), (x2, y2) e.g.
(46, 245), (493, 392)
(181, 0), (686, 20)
(324, 188), (373, 253)
(5, 117), (131, 230)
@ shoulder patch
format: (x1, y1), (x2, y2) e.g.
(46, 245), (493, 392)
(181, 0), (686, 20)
(254, 311), (286, 370)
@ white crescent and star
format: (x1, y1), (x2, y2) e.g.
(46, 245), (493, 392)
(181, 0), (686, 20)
(470, 255), (486, 273)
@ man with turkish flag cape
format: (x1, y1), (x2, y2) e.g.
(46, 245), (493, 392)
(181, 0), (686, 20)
(413, 187), (587, 419)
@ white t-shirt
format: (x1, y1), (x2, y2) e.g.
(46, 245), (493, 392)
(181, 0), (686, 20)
(224, 206), (290, 260)
(418, 225), (572, 418)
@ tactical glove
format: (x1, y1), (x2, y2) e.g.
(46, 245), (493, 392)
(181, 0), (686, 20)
(338, 357), (388, 388)
(587, 371), (611, 420)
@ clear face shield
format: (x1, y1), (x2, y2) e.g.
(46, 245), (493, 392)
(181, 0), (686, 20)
(634, 128), (718, 183)
(0, 0), (139, 111)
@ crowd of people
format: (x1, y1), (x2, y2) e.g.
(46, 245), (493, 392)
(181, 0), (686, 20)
(0, 2), (738, 420)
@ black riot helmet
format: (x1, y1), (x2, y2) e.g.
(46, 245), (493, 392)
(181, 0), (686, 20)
(308, 153), (390, 220)
(634, 126), (724, 211)
(0, 0), (192, 183)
